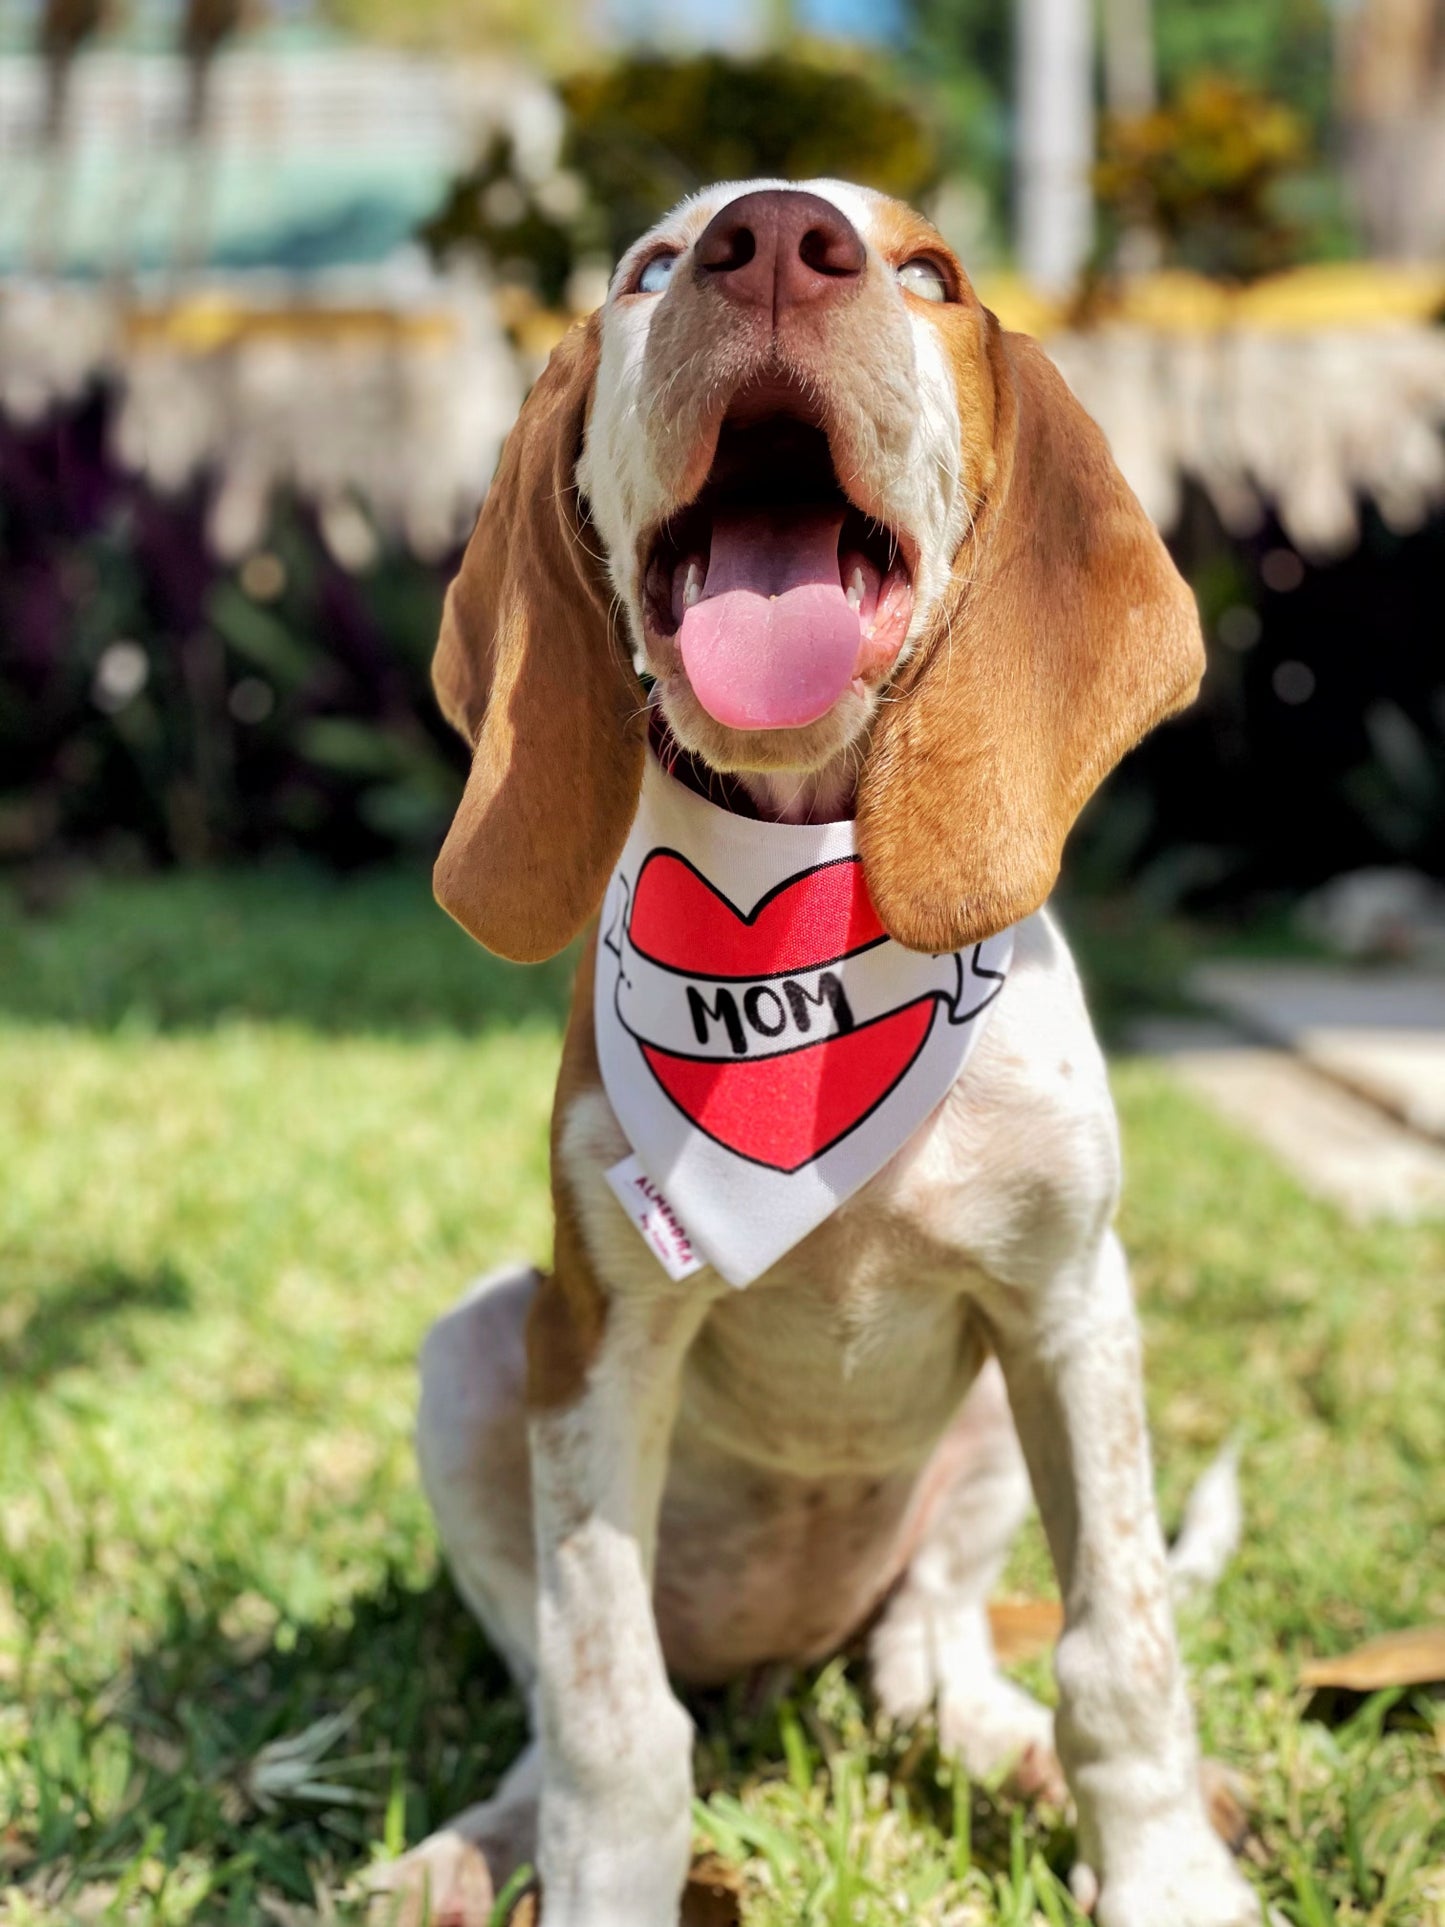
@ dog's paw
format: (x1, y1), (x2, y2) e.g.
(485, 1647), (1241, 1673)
(366, 1830), (498, 1927)
(1010, 1735), (1070, 1808)
(937, 1680), (1068, 1806)
(1094, 1825), (1259, 1927)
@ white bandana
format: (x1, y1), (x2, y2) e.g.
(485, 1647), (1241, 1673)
(596, 750), (1013, 1287)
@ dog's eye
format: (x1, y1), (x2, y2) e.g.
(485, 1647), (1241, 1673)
(636, 251), (681, 295)
(897, 258), (949, 303)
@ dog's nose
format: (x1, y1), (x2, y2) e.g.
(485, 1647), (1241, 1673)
(694, 189), (866, 314)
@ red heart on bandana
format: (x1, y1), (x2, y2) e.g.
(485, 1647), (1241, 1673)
(627, 852), (938, 1173)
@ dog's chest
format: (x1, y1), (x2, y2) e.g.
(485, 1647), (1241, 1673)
(675, 1206), (990, 1477)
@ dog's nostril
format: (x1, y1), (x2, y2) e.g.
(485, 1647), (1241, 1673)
(695, 190), (864, 305)
(799, 228), (832, 271)
(798, 223), (864, 277)
(703, 224), (756, 273)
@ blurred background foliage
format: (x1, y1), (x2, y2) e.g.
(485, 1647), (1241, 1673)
(562, 53), (938, 258)
(1094, 74), (1313, 281)
(9, 375), (1442, 905)
(423, 52), (940, 307)
(420, 4), (1338, 291)
(1078, 500), (1445, 910)
(3, 0), (1444, 915)
(0, 395), (461, 875)
(1151, 0), (1335, 137)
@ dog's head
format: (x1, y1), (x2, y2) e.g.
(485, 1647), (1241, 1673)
(434, 180), (1203, 963)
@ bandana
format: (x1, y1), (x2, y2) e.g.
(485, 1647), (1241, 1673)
(595, 750), (1013, 1287)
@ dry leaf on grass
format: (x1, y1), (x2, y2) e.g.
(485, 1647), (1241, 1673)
(988, 1596), (1064, 1662)
(1300, 1625), (1445, 1692)
(1199, 1758), (1253, 1855)
(681, 1853), (744, 1927)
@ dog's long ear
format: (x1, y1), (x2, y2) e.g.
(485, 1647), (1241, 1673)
(432, 314), (646, 963)
(857, 322), (1203, 953)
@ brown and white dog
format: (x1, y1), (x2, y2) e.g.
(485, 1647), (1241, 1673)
(376, 182), (1259, 1927)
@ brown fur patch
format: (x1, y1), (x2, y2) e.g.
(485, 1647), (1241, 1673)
(866, 200), (955, 277)
(525, 930), (611, 1411)
(857, 311), (1203, 953)
(432, 314), (646, 964)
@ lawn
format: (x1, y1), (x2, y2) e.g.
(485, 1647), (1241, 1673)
(1, 867), (1441, 1926)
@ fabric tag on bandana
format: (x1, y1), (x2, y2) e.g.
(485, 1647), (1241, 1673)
(596, 749), (1013, 1289)
(605, 1154), (706, 1282)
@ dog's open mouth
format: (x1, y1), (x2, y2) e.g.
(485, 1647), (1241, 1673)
(642, 390), (915, 732)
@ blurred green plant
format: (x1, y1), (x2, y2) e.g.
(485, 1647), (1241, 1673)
(422, 51), (938, 307)
(1151, 0), (1335, 145)
(1094, 73), (1314, 282)
(423, 131), (600, 311)
(563, 52), (937, 264)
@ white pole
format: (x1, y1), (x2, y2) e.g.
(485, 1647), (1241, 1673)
(1102, 0), (1157, 116)
(1016, 0), (1095, 297)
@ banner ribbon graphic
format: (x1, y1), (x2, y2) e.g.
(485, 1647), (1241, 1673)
(604, 879), (1006, 1065)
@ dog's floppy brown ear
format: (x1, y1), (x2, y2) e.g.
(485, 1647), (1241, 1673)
(857, 321), (1203, 953)
(433, 314), (645, 963)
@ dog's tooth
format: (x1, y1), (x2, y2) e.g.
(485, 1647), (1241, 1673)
(846, 567), (865, 611)
(683, 561), (703, 609)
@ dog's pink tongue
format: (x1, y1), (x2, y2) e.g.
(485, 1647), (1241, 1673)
(679, 506), (858, 730)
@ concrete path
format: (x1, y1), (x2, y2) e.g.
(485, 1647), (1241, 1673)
(1133, 1017), (1445, 1221)
(1191, 963), (1445, 1142)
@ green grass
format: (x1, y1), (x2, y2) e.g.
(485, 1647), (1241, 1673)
(1, 868), (1441, 1926)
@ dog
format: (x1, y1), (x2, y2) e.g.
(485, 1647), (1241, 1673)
(374, 181), (1259, 1927)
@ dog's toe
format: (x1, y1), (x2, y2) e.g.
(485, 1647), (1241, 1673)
(1011, 1735), (1070, 1807)
(1095, 1828), (1259, 1927)
(936, 1679), (1063, 1801)
(366, 1830), (497, 1927)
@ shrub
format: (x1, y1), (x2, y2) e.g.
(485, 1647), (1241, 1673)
(422, 50), (938, 307)
(1094, 74), (1314, 282)
(0, 390), (465, 873)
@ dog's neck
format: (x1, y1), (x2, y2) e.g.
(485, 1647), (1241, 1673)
(737, 763), (857, 825)
(654, 720), (859, 827)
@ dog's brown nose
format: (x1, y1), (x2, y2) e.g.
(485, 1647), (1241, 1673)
(694, 189), (866, 315)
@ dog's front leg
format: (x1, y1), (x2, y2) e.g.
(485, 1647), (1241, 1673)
(990, 1230), (1257, 1927)
(528, 1270), (709, 1927)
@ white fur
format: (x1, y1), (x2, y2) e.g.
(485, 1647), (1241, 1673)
(385, 184), (1259, 1927)
(530, 1362), (700, 1927)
